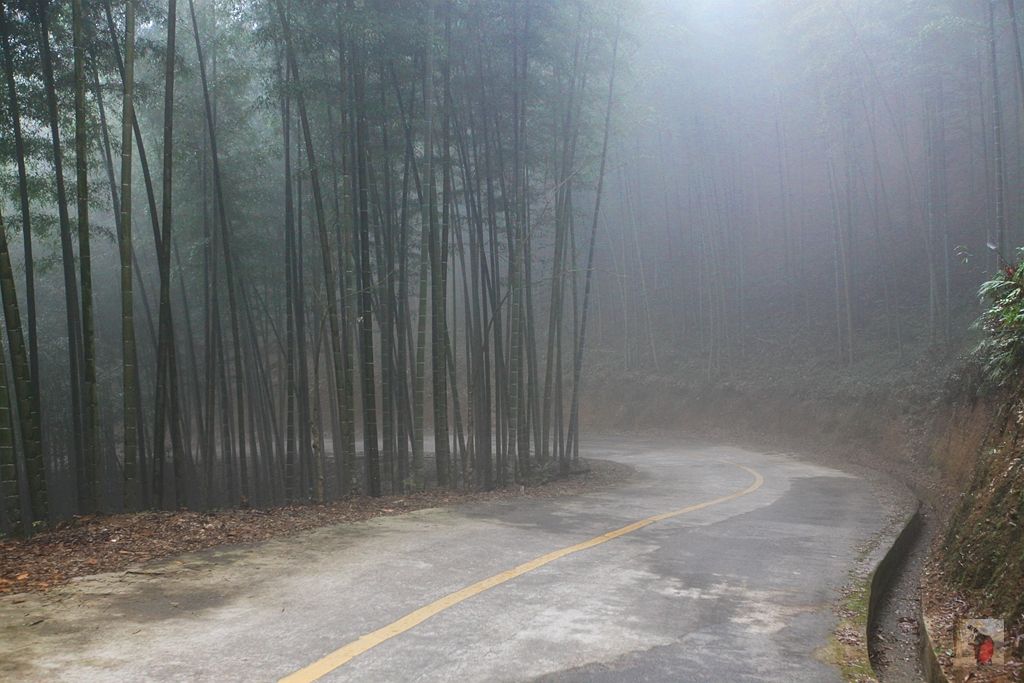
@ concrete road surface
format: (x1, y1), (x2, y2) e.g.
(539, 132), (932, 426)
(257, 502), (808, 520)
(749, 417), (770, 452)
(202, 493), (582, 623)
(1, 437), (897, 682)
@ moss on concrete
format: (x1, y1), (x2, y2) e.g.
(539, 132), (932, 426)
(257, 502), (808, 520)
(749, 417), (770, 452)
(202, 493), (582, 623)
(819, 573), (877, 683)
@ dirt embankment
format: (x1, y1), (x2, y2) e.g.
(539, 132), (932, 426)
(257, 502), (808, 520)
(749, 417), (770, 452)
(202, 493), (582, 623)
(925, 382), (1024, 681)
(583, 364), (1023, 677)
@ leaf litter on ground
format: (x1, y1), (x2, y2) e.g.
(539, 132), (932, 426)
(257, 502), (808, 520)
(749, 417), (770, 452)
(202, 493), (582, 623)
(1, 459), (631, 596)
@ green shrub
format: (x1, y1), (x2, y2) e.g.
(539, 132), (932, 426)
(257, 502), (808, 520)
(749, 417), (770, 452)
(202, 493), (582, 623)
(975, 253), (1024, 382)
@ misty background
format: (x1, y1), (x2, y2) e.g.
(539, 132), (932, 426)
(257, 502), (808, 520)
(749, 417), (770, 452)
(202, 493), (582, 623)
(0, 0), (1016, 528)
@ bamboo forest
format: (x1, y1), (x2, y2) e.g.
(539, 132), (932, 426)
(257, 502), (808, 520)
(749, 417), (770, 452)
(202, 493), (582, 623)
(4, 1), (1024, 681)
(0, 0), (626, 525)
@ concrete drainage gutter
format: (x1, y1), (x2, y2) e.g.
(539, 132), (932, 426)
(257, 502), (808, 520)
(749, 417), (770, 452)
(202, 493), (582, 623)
(918, 608), (951, 683)
(864, 501), (923, 678)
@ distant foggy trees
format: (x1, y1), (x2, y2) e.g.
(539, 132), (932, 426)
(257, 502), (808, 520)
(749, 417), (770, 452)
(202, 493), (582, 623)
(0, 0), (619, 533)
(590, 0), (1024, 377)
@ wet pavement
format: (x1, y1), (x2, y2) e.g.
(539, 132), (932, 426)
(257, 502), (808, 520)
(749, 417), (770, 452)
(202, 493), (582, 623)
(1, 436), (896, 682)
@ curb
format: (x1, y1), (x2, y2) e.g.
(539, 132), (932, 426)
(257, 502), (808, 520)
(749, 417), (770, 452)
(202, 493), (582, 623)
(918, 606), (951, 683)
(865, 502), (923, 676)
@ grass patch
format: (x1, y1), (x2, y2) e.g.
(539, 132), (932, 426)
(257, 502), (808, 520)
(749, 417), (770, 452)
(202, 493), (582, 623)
(818, 571), (878, 682)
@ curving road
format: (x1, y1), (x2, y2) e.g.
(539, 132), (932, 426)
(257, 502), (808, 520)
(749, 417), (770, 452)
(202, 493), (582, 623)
(1, 437), (895, 682)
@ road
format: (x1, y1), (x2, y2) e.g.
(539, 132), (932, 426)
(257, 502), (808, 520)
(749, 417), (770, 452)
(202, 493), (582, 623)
(1, 437), (896, 682)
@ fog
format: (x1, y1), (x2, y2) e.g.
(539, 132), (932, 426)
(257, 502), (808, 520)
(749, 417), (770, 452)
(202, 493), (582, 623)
(591, 0), (1002, 380)
(0, 0), (1015, 527)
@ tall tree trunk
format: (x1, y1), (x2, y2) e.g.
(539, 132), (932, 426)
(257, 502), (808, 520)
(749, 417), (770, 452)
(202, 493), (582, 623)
(281, 60), (299, 502)
(119, 0), (141, 510)
(413, 133), (430, 490)
(338, 41), (357, 497)
(0, 313), (17, 532)
(188, 0), (249, 505)
(566, 22), (619, 460)
(38, 0), (86, 512)
(0, 5), (42, 462)
(275, 0), (353, 496)
(73, 0), (100, 513)
(91, 45), (152, 511)
(353, 42), (381, 497)
(0, 203), (41, 530)
(0, 14), (46, 527)
(154, 0), (185, 508)
(1007, 0), (1024, 116)
(425, 2), (451, 488)
(991, 0), (1009, 265)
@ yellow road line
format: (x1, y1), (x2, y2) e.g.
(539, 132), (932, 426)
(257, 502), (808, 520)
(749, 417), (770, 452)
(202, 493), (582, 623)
(280, 462), (764, 683)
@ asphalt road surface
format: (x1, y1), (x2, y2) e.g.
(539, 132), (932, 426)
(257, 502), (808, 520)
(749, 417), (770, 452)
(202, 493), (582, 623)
(1, 437), (895, 682)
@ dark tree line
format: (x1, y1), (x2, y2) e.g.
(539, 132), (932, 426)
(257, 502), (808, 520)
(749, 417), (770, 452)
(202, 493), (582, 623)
(0, 0), (621, 533)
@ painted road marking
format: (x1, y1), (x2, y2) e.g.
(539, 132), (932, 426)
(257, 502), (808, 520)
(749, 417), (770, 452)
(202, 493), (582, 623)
(280, 462), (765, 683)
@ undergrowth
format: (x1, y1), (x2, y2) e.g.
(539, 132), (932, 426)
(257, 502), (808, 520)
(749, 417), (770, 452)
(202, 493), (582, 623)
(975, 252), (1024, 384)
